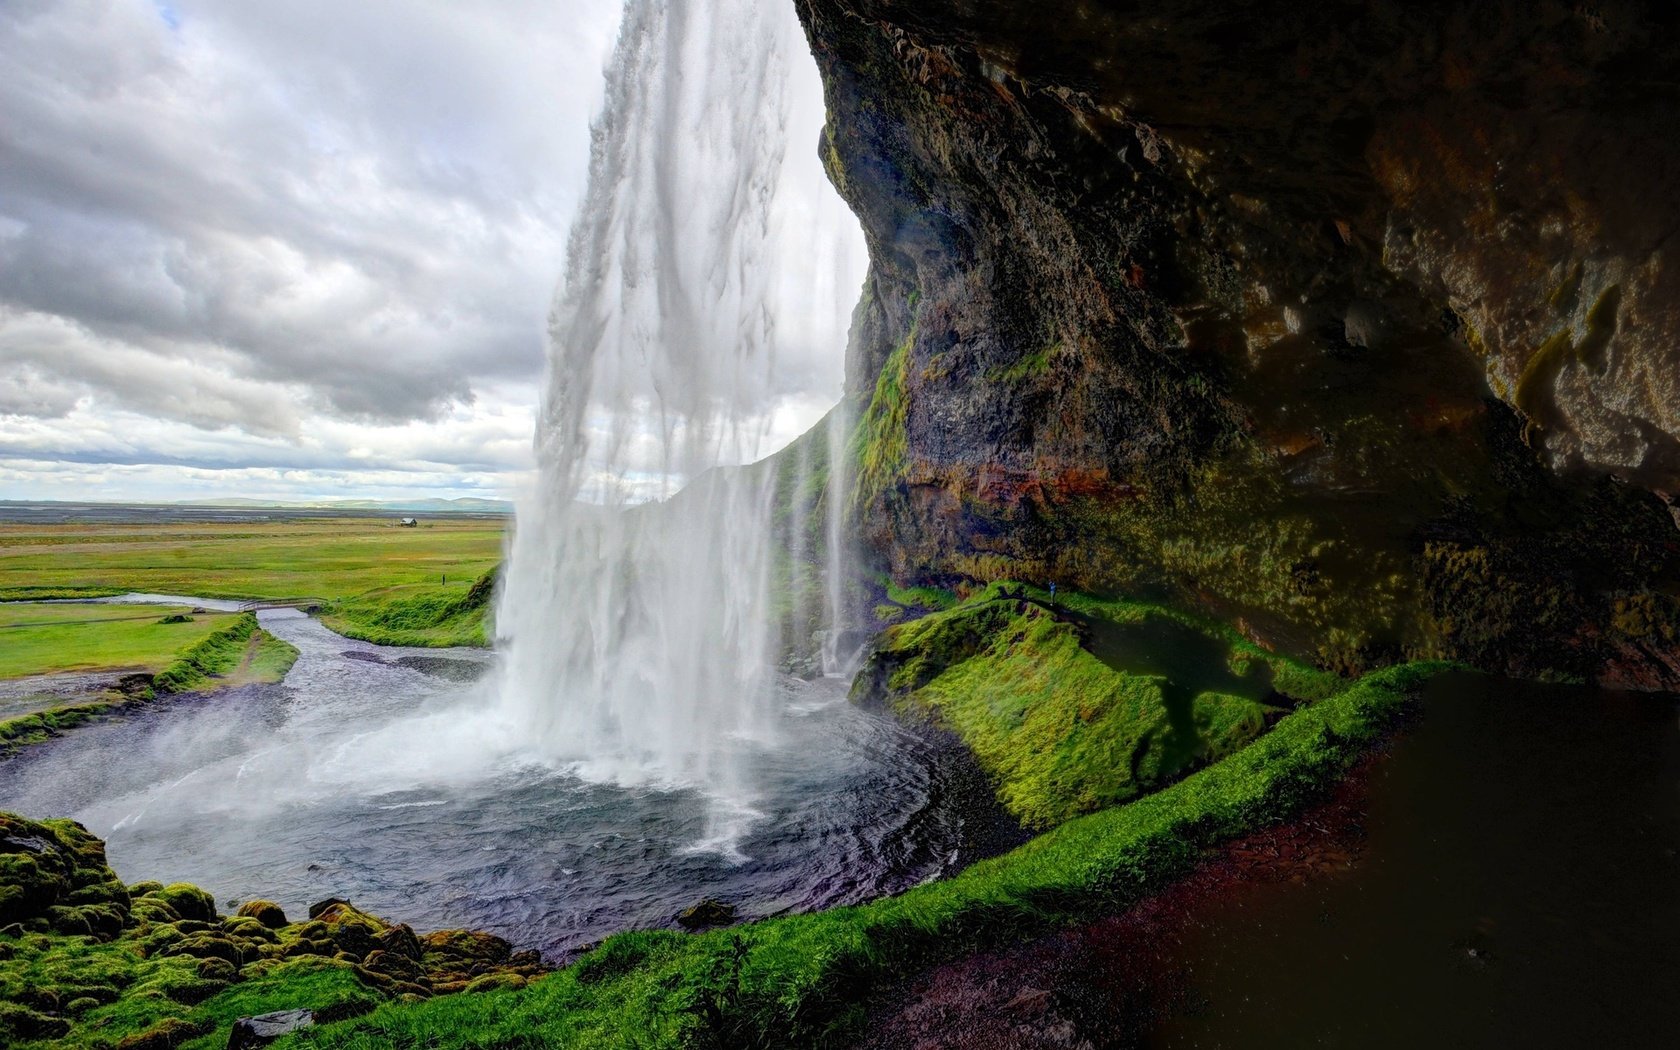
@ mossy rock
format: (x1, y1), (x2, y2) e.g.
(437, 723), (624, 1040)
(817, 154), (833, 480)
(196, 956), (238, 981)
(115, 1016), (212, 1050)
(421, 928), (513, 968)
(374, 923), (424, 961)
(223, 915), (279, 942)
(464, 972), (527, 993)
(363, 947), (424, 983)
(160, 931), (245, 965)
(146, 883), (217, 923)
(0, 1000), (70, 1041)
(235, 898), (288, 929)
(0, 811), (130, 927)
(132, 899), (182, 925)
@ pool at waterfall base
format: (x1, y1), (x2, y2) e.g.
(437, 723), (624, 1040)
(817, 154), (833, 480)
(0, 607), (1012, 960)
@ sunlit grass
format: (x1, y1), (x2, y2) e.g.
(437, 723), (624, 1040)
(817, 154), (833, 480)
(0, 519), (504, 604)
(0, 604), (237, 679)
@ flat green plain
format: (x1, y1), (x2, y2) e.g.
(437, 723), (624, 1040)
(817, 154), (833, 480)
(0, 518), (505, 603)
(0, 603), (240, 679)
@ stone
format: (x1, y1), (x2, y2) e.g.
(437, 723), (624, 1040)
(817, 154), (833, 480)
(307, 897), (352, 921)
(226, 1009), (314, 1050)
(675, 899), (736, 930)
(374, 923), (423, 961)
(116, 1017), (211, 1050)
(235, 899), (288, 929)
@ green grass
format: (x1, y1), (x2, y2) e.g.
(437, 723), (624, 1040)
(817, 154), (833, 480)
(0, 518), (504, 650)
(0, 703), (122, 756)
(152, 614), (266, 693)
(858, 583), (1341, 828)
(0, 519), (503, 604)
(275, 661), (1444, 1050)
(0, 612), (298, 756)
(319, 569), (497, 648)
(243, 631), (302, 684)
(0, 604), (238, 679)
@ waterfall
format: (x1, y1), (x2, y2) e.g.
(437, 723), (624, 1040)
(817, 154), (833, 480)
(493, 0), (865, 846)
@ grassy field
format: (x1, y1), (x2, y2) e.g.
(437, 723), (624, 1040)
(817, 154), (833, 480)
(0, 604), (239, 679)
(0, 517), (505, 648)
(0, 612), (299, 755)
(0, 518), (504, 603)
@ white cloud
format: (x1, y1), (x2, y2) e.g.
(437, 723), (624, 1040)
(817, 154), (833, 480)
(0, 0), (863, 503)
(0, 0), (618, 500)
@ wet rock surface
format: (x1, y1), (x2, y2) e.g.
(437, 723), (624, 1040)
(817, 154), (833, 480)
(798, 0), (1680, 685)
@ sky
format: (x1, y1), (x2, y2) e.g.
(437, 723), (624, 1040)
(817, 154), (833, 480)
(0, 0), (858, 505)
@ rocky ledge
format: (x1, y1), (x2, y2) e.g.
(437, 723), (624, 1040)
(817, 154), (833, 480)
(0, 811), (547, 1048)
(797, 0), (1680, 688)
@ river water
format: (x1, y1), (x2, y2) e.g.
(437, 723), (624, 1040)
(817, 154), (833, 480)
(0, 608), (995, 958)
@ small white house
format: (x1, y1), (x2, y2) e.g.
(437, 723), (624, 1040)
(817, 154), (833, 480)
(398, 517), (418, 528)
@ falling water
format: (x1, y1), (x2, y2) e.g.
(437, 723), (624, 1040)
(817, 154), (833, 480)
(494, 0), (866, 845)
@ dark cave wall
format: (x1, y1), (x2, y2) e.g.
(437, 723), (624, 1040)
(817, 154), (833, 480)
(797, 0), (1680, 686)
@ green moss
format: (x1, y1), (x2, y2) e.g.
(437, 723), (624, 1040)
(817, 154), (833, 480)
(1032, 448), (1424, 670)
(984, 341), (1062, 383)
(0, 829), (545, 1050)
(856, 584), (1334, 828)
(883, 579), (959, 612)
(848, 315), (916, 514)
(152, 615), (259, 694)
(320, 568), (497, 648)
(0, 703), (125, 756)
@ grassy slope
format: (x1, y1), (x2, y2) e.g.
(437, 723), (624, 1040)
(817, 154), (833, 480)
(319, 569), (497, 648)
(0, 614), (298, 755)
(0, 605), (236, 679)
(861, 584), (1343, 828)
(0, 519), (502, 604)
(152, 614), (280, 693)
(270, 641), (1443, 1049)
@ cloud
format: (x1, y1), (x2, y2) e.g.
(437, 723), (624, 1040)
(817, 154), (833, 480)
(0, 0), (862, 502)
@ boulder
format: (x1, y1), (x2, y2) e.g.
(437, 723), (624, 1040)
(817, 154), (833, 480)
(115, 1017), (211, 1050)
(307, 897), (353, 921)
(226, 1009), (313, 1050)
(676, 899), (736, 930)
(149, 883), (217, 923)
(235, 900), (288, 929)
(1, 811), (131, 928)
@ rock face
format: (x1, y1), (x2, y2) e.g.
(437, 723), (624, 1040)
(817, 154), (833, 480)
(797, 0), (1680, 685)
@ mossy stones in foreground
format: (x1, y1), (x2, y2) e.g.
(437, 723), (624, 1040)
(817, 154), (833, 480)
(235, 899), (289, 929)
(0, 811), (131, 936)
(1, 809), (551, 1048)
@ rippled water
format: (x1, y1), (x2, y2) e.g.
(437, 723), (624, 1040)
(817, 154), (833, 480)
(0, 609), (998, 958)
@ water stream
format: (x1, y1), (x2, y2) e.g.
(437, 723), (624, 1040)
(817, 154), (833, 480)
(0, 608), (990, 958)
